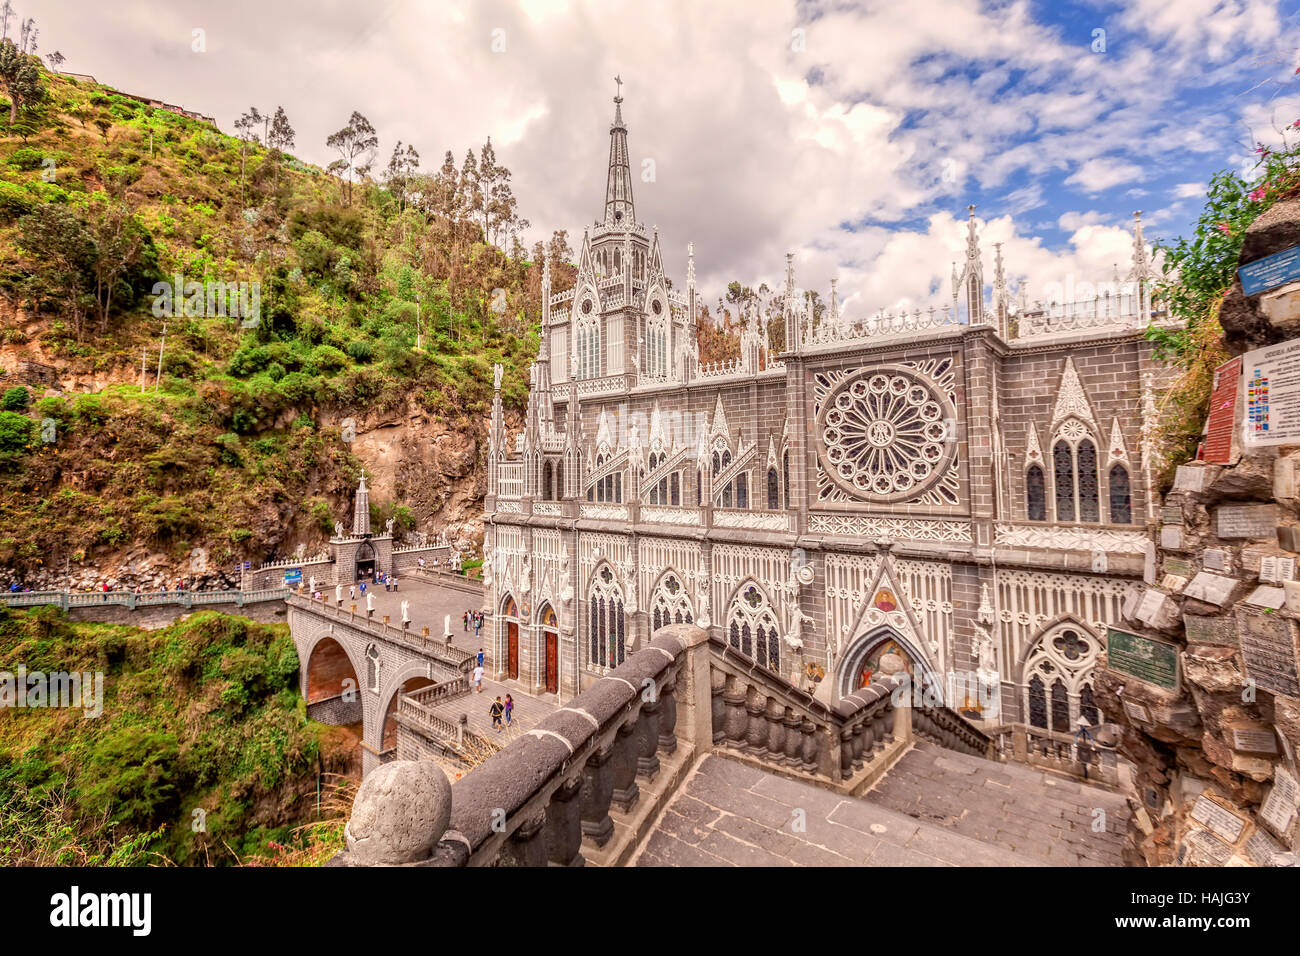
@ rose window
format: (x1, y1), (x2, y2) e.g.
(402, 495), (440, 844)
(817, 367), (955, 501)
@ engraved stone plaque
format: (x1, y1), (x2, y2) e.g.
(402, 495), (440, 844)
(1164, 557), (1192, 577)
(1184, 571), (1237, 606)
(1226, 721), (1280, 754)
(1162, 503), (1184, 526)
(1174, 465), (1209, 493)
(1246, 829), (1291, 866)
(1236, 609), (1300, 698)
(1183, 614), (1236, 646)
(1160, 526), (1185, 551)
(1181, 828), (1235, 865)
(1203, 548), (1228, 572)
(1122, 699), (1151, 722)
(1260, 766), (1299, 839)
(1217, 504), (1278, 539)
(1245, 585), (1287, 609)
(1190, 793), (1248, 843)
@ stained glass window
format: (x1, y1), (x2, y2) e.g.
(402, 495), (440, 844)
(1109, 464), (1131, 524)
(1077, 439), (1099, 522)
(767, 467), (779, 510)
(783, 451), (790, 509)
(670, 473), (680, 505)
(1026, 465), (1046, 521)
(736, 474), (748, 509)
(1053, 441), (1075, 522)
(1080, 683), (1099, 727)
(1050, 678), (1071, 732)
(1028, 675), (1047, 729)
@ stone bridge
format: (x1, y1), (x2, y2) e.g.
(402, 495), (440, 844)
(286, 591), (477, 775)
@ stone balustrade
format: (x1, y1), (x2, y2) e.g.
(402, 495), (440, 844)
(990, 723), (1119, 786)
(0, 587), (290, 611)
(330, 623), (710, 867)
(287, 593), (474, 676)
(910, 689), (994, 758)
(707, 635), (906, 794)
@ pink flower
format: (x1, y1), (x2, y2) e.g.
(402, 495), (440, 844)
(1250, 186), (1267, 202)
(1218, 223), (1232, 235)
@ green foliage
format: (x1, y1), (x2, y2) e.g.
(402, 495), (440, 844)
(0, 409), (33, 459)
(1, 385), (30, 410)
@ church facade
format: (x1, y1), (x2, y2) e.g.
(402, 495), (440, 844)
(481, 93), (1174, 737)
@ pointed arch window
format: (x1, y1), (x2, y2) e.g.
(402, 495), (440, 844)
(1108, 464), (1131, 524)
(782, 450), (790, 509)
(767, 467), (779, 510)
(1051, 419), (1102, 523)
(735, 473), (748, 509)
(1026, 464), (1046, 521)
(1053, 440), (1075, 522)
(650, 572), (694, 633)
(1077, 439), (1099, 522)
(726, 583), (781, 673)
(587, 565), (626, 670)
(1021, 623), (1100, 734)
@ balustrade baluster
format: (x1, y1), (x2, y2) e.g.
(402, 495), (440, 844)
(782, 709), (802, 767)
(545, 775), (584, 867)
(657, 673), (678, 755)
(499, 810), (549, 867)
(799, 718), (819, 773)
(635, 693), (662, 780)
(722, 675), (746, 745)
(579, 743), (616, 847)
(743, 693), (768, 756)
(764, 696), (785, 759)
(609, 718), (641, 813)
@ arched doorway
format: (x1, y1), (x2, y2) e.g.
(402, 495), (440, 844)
(538, 603), (558, 694)
(837, 626), (936, 700)
(355, 540), (376, 581)
(501, 594), (520, 680)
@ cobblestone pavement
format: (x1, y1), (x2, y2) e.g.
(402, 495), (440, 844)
(636, 753), (1043, 866)
(865, 740), (1130, 866)
(316, 576), (486, 656)
(427, 676), (558, 741)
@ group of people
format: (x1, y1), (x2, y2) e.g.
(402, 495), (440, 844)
(463, 609), (483, 638)
(378, 571), (398, 591)
(469, 649), (513, 731)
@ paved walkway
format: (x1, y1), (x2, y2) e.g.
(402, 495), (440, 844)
(635, 754), (1040, 867)
(865, 740), (1129, 866)
(426, 676), (558, 743)
(317, 576), (486, 655)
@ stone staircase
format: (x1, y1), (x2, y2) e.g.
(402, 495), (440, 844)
(634, 742), (1130, 867)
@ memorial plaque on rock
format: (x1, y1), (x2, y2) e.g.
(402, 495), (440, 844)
(1242, 338), (1300, 448)
(1159, 573), (1188, 593)
(1183, 571), (1238, 607)
(1203, 548), (1229, 572)
(1135, 588), (1179, 629)
(1181, 828), (1236, 866)
(1239, 243), (1300, 296)
(1106, 627), (1180, 691)
(1174, 464), (1210, 493)
(1203, 356), (1242, 464)
(1190, 793), (1248, 843)
(1246, 829), (1291, 866)
(1217, 504), (1278, 539)
(1184, 614), (1236, 646)
(1160, 526), (1185, 551)
(1162, 503), (1184, 526)
(1260, 554), (1297, 584)
(1235, 608), (1300, 698)
(1260, 766), (1299, 841)
(1122, 699), (1151, 723)
(1245, 585), (1288, 609)
(1164, 557), (1193, 578)
(1225, 720), (1280, 755)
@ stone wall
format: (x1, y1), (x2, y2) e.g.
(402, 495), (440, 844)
(1097, 200), (1300, 868)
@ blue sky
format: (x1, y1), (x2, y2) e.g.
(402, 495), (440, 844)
(30, 0), (1300, 314)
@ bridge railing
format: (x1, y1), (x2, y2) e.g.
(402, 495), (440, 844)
(0, 588), (290, 611)
(990, 722), (1118, 786)
(286, 593), (474, 677)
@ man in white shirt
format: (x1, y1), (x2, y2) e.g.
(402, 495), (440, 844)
(472, 664), (485, 693)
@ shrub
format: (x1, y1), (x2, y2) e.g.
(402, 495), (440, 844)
(1, 386), (30, 410)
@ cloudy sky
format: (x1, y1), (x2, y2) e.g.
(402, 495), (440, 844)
(30, 0), (1300, 316)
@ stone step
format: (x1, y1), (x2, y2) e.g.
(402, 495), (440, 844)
(864, 740), (1131, 866)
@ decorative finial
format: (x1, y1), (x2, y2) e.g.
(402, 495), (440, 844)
(614, 74), (623, 102)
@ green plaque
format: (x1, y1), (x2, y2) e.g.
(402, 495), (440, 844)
(1107, 627), (1180, 692)
(1164, 558), (1192, 578)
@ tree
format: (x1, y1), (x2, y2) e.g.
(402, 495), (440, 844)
(384, 140), (419, 210)
(267, 105), (294, 152)
(325, 111), (378, 207)
(477, 137), (497, 240)
(233, 107), (263, 204)
(0, 2), (12, 41)
(85, 198), (147, 333)
(0, 36), (44, 125)
(17, 204), (94, 340)
(458, 149), (480, 237)
(44, 49), (61, 71)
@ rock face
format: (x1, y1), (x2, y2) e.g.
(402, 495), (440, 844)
(1220, 199), (1300, 356)
(1101, 207), (1300, 868)
(344, 760), (452, 865)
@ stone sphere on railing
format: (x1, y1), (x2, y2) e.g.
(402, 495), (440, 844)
(344, 760), (452, 865)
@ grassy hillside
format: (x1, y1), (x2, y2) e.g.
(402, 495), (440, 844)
(0, 69), (546, 582)
(0, 607), (355, 865)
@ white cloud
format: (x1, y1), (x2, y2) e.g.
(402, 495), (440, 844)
(1065, 158), (1144, 194)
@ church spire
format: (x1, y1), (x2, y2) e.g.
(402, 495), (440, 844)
(604, 76), (635, 226)
(352, 471), (371, 537)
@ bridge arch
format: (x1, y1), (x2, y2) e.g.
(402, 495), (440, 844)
(378, 659), (438, 754)
(302, 633), (364, 707)
(836, 625), (938, 700)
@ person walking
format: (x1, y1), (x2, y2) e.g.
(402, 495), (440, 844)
(504, 694), (514, 727)
(489, 696), (505, 732)
(477, 647), (485, 669)
(391, 575), (398, 592)
(472, 663), (485, 693)
(359, 580), (367, 595)
(463, 610), (469, 633)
